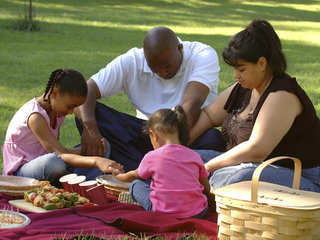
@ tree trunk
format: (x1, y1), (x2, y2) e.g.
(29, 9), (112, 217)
(28, 0), (32, 30)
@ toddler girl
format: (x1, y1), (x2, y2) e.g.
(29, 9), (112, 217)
(114, 105), (210, 219)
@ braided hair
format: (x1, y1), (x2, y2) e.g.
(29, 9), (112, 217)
(43, 68), (87, 103)
(144, 105), (189, 146)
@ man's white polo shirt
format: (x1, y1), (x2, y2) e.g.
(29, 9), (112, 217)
(91, 40), (220, 119)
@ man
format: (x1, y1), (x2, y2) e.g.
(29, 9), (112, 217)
(74, 26), (226, 171)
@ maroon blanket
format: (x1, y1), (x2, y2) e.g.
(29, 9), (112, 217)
(0, 194), (218, 239)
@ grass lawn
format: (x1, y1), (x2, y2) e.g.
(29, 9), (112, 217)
(0, 0), (319, 174)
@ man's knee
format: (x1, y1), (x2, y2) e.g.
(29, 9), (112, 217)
(191, 128), (226, 151)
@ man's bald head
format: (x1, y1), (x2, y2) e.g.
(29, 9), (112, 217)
(143, 26), (180, 58)
(143, 26), (183, 79)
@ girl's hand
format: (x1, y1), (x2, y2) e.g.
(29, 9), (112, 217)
(112, 169), (140, 182)
(112, 168), (123, 176)
(113, 173), (128, 182)
(94, 157), (124, 173)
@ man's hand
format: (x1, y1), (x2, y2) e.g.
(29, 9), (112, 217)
(73, 79), (105, 156)
(81, 126), (105, 156)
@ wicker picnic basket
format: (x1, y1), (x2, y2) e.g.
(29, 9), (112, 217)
(214, 156), (320, 240)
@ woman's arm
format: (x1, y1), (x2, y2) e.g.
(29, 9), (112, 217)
(205, 90), (302, 172)
(189, 84), (234, 145)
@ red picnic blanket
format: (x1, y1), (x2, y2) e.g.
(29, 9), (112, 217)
(0, 193), (218, 239)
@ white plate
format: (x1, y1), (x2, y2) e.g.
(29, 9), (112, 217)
(0, 176), (39, 190)
(96, 175), (131, 190)
(0, 189), (27, 197)
(0, 210), (31, 229)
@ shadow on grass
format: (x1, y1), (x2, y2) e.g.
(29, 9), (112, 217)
(1, 0), (320, 29)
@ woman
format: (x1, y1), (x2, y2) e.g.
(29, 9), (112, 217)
(190, 19), (320, 192)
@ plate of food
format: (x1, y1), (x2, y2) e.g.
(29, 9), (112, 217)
(9, 180), (93, 213)
(0, 176), (39, 190)
(0, 208), (31, 229)
(96, 175), (131, 190)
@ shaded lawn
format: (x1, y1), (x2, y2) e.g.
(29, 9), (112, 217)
(0, 0), (319, 172)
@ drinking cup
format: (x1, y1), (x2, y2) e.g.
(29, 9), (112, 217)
(59, 173), (77, 192)
(79, 180), (97, 199)
(67, 175), (86, 194)
(86, 184), (109, 205)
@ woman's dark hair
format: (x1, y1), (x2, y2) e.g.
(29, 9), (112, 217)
(222, 19), (287, 78)
(143, 105), (189, 146)
(43, 68), (88, 103)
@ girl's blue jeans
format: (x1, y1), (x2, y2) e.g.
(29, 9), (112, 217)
(14, 140), (111, 188)
(194, 149), (320, 193)
(130, 178), (208, 219)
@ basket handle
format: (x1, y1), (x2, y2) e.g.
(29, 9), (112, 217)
(251, 156), (302, 203)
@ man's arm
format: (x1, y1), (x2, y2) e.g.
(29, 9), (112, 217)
(182, 81), (209, 128)
(74, 79), (105, 156)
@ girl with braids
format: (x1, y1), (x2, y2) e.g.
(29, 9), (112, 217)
(114, 105), (210, 219)
(190, 19), (320, 192)
(2, 69), (123, 187)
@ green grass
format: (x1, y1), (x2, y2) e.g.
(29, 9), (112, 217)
(54, 231), (210, 240)
(1, 0), (320, 176)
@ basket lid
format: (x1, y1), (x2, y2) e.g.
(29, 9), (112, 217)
(214, 181), (320, 210)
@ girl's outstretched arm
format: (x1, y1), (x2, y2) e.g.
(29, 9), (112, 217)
(59, 153), (124, 173)
(113, 169), (140, 182)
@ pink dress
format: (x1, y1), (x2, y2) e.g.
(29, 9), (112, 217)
(2, 98), (65, 175)
(138, 144), (209, 218)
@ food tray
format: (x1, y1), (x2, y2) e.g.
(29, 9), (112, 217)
(9, 200), (48, 213)
(96, 175), (130, 190)
(0, 210), (31, 229)
(0, 176), (39, 190)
